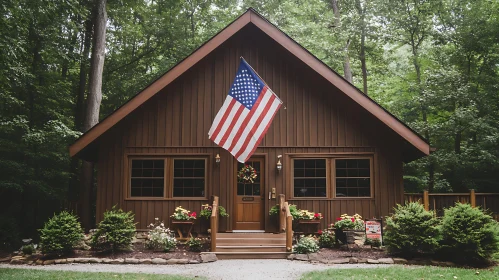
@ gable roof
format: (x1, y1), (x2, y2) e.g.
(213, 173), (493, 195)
(70, 8), (430, 161)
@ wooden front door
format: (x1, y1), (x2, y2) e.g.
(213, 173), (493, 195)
(234, 158), (265, 230)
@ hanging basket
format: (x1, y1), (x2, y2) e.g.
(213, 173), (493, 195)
(237, 164), (258, 183)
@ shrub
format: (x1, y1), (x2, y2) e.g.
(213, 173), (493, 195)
(22, 244), (35, 255)
(186, 237), (203, 252)
(91, 207), (136, 252)
(293, 235), (319, 254)
(145, 218), (177, 252)
(384, 202), (440, 256)
(364, 238), (381, 248)
(318, 229), (335, 248)
(39, 211), (84, 256)
(439, 203), (499, 263)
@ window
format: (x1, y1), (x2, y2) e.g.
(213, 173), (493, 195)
(173, 159), (206, 197)
(293, 159), (327, 197)
(128, 157), (207, 199)
(291, 157), (372, 198)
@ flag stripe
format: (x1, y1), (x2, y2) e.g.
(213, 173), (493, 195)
(240, 97), (281, 162)
(234, 93), (278, 161)
(221, 107), (250, 150)
(213, 101), (244, 144)
(208, 97), (236, 141)
(227, 87), (268, 153)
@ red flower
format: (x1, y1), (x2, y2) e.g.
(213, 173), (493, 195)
(351, 218), (355, 222)
(189, 212), (197, 217)
(318, 230), (323, 235)
(336, 217), (342, 221)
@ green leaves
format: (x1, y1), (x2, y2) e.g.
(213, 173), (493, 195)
(39, 211), (84, 256)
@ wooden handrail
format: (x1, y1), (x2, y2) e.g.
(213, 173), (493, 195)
(278, 194), (285, 232)
(210, 195), (219, 252)
(284, 201), (293, 252)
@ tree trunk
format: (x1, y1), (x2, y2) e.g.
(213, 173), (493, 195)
(80, 0), (107, 231)
(331, 0), (340, 27)
(343, 39), (353, 83)
(355, 0), (368, 94)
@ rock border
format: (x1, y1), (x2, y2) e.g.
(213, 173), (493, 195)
(6, 254), (217, 266)
(287, 253), (457, 267)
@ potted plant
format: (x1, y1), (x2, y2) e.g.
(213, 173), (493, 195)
(170, 206), (197, 221)
(199, 204), (229, 233)
(332, 214), (365, 244)
(170, 206), (196, 240)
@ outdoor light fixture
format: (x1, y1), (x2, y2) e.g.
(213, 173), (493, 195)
(276, 155), (282, 173)
(215, 154), (221, 165)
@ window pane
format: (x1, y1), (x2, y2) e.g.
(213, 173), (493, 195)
(293, 159), (327, 198)
(335, 159), (370, 197)
(173, 159), (206, 197)
(130, 160), (164, 197)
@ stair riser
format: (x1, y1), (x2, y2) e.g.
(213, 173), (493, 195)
(216, 239), (285, 246)
(215, 254), (288, 259)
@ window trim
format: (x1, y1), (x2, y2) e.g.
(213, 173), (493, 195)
(288, 154), (374, 200)
(125, 155), (209, 201)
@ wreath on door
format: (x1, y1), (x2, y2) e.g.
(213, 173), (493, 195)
(237, 164), (258, 183)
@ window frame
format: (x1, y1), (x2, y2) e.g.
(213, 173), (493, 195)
(125, 155), (209, 201)
(289, 154), (374, 200)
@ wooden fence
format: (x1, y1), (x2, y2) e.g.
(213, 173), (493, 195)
(404, 191), (499, 220)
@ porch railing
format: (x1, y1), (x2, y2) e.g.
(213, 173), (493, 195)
(210, 195), (219, 252)
(278, 194), (293, 251)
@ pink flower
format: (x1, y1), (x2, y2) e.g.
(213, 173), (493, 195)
(318, 230), (323, 235)
(351, 218), (355, 222)
(336, 217), (342, 221)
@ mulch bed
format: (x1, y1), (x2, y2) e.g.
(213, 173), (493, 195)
(43, 243), (205, 262)
(316, 246), (390, 260)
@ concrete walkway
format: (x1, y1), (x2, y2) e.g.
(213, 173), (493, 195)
(0, 260), (393, 280)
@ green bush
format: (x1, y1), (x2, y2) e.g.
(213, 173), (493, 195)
(318, 230), (335, 248)
(364, 238), (381, 248)
(22, 244), (35, 255)
(91, 207), (136, 252)
(293, 235), (319, 254)
(439, 203), (499, 263)
(39, 211), (84, 256)
(384, 202), (440, 256)
(145, 218), (177, 252)
(186, 237), (203, 252)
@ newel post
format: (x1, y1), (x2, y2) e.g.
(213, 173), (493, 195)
(423, 190), (429, 211)
(470, 189), (476, 208)
(278, 194), (285, 232)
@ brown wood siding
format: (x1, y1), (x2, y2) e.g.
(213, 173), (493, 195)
(95, 24), (405, 231)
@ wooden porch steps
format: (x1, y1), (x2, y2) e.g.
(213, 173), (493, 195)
(207, 232), (290, 259)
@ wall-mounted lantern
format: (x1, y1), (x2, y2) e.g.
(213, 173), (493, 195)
(276, 155), (282, 173)
(215, 154), (221, 165)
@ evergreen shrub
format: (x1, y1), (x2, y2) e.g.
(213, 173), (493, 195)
(294, 235), (319, 254)
(439, 203), (499, 263)
(91, 207), (136, 252)
(39, 211), (83, 256)
(384, 202), (440, 256)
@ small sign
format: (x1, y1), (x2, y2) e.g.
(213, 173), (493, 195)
(365, 219), (382, 243)
(242, 197), (254, 201)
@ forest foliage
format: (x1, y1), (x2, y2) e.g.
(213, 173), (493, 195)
(0, 0), (498, 241)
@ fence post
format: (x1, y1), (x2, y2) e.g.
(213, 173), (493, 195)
(470, 189), (476, 207)
(423, 190), (429, 211)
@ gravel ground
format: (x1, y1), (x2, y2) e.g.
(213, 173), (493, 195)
(0, 261), (393, 280)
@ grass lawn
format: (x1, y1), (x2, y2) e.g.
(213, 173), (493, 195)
(301, 266), (499, 280)
(0, 268), (203, 280)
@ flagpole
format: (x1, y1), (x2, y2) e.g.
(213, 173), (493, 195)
(240, 56), (284, 106)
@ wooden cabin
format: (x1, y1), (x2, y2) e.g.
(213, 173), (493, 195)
(70, 9), (429, 252)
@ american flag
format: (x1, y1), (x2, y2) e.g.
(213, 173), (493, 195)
(208, 58), (282, 163)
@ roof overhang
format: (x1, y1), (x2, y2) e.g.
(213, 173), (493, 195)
(70, 9), (430, 162)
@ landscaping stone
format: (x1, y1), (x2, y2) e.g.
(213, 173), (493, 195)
(0, 257), (11, 262)
(328, 258), (350, 264)
(109, 259), (124, 264)
(35, 259), (44, 265)
(139, 259), (152, 264)
(200, 254), (217, 263)
(308, 253), (320, 262)
(136, 232), (148, 239)
(189, 260), (200, 264)
(151, 258), (167, 264)
(73, 257), (101, 263)
(378, 258), (394, 264)
(167, 258), (189, 264)
(287, 254), (295, 260)
(55, 259), (67, 264)
(26, 261), (34, 265)
(43, 260), (55, 265)
(125, 258), (139, 264)
(294, 254), (309, 261)
(392, 258), (408, 264)
(349, 257), (359, 263)
(357, 258), (368, 263)
(10, 257), (25, 265)
(367, 259), (380, 264)
(66, 258), (76, 263)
